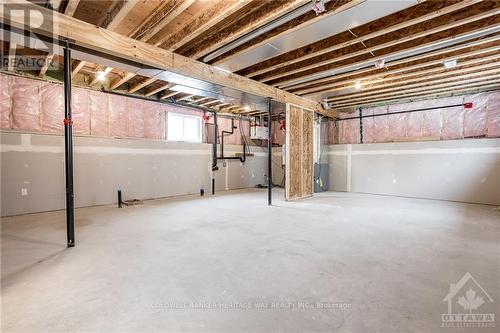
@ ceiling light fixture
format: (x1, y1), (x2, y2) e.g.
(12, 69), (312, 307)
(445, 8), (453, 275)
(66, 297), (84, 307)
(443, 59), (457, 69)
(354, 81), (362, 90)
(96, 70), (107, 81)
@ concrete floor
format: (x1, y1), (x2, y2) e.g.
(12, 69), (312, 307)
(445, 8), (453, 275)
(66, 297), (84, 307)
(1, 189), (499, 332)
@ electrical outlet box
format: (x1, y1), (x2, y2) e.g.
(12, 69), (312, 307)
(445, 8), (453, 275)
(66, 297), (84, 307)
(21, 188), (28, 196)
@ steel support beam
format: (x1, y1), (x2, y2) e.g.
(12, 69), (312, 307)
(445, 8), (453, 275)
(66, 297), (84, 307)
(63, 41), (75, 247)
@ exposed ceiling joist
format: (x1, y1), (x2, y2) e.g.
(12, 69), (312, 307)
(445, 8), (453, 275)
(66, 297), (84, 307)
(332, 80), (500, 109)
(109, 71), (136, 90)
(38, 53), (55, 77)
(330, 73), (500, 105)
(297, 44), (500, 95)
(63, 0), (80, 17)
(100, 0), (137, 30)
(144, 83), (171, 97)
(177, 94), (195, 102)
(156, 0), (250, 51)
(244, 0), (482, 78)
(129, 77), (157, 93)
(72, 60), (85, 76)
(210, 0), (365, 65)
(130, 0), (196, 42)
(161, 91), (181, 99)
(262, 6), (500, 84)
(186, 0), (309, 59)
(288, 34), (500, 91)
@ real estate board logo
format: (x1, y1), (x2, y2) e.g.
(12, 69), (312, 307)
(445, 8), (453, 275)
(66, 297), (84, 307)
(442, 272), (495, 328)
(1, 1), (57, 71)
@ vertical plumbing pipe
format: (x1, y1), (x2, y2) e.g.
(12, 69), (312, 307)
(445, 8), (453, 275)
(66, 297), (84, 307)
(267, 98), (272, 206)
(63, 40), (75, 247)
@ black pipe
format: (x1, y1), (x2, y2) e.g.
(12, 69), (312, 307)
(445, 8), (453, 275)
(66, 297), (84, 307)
(267, 98), (272, 206)
(221, 118), (236, 158)
(359, 108), (363, 144)
(217, 117), (247, 163)
(211, 178), (215, 195)
(117, 190), (122, 208)
(63, 41), (75, 247)
(337, 103), (465, 121)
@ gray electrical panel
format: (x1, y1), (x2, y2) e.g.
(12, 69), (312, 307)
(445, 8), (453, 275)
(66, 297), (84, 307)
(314, 163), (329, 193)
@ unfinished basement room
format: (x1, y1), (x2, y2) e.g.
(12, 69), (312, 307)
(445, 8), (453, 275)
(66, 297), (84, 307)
(1, 0), (499, 332)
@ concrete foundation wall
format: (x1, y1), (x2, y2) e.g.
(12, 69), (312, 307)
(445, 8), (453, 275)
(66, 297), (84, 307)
(327, 138), (500, 205)
(1, 132), (267, 216)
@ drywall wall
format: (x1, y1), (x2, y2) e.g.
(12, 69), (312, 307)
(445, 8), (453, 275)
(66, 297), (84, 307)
(0, 132), (267, 216)
(327, 138), (500, 205)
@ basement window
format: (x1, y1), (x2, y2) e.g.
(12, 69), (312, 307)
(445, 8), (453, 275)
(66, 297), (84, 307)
(167, 112), (202, 143)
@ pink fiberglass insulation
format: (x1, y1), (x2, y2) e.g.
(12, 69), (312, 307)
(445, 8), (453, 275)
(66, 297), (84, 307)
(0, 74), (10, 129)
(441, 106), (464, 140)
(372, 106), (390, 143)
(109, 94), (128, 138)
(340, 118), (359, 144)
(463, 93), (488, 137)
(272, 120), (285, 145)
(422, 109), (442, 138)
(89, 90), (109, 137)
(487, 91), (500, 137)
(406, 112), (424, 138)
(72, 87), (90, 135)
(144, 100), (163, 140)
(40, 83), (64, 134)
(362, 108), (374, 143)
(127, 98), (145, 138)
(11, 76), (41, 131)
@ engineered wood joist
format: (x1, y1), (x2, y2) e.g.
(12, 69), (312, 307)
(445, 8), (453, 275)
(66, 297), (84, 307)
(128, 77), (157, 93)
(210, 0), (365, 65)
(260, 4), (500, 84)
(0, 0), (323, 115)
(129, 0), (196, 42)
(109, 71), (136, 90)
(155, 0), (250, 51)
(332, 80), (500, 109)
(319, 55), (500, 97)
(241, 0), (481, 78)
(183, 0), (309, 59)
(287, 34), (500, 91)
(296, 43), (500, 95)
(144, 83), (170, 97)
(274, 20), (500, 88)
(330, 74), (500, 106)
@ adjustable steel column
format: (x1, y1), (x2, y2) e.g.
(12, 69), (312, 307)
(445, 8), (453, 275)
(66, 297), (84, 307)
(63, 40), (75, 247)
(267, 98), (272, 206)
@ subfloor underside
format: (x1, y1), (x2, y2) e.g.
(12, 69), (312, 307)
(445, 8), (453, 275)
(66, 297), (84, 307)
(1, 189), (499, 332)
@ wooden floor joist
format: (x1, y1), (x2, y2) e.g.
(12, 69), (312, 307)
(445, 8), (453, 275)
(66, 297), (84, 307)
(296, 45), (500, 95)
(332, 80), (500, 110)
(330, 74), (500, 106)
(109, 71), (136, 90)
(210, 0), (365, 65)
(144, 83), (170, 97)
(274, 21), (500, 89)
(128, 77), (157, 93)
(261, 6), (500, 84)
(243, 0), (481, 78)
(286, 34), (500, 91)
(184, 0), (309, 59)
(313, 55), (500, 98)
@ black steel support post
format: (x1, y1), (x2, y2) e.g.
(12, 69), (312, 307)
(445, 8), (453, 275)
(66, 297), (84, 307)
(63, 41), (75, 247)
(359, 108), (363, 144)
(267, 98), (272, 206)
(212, 111), (218, 195)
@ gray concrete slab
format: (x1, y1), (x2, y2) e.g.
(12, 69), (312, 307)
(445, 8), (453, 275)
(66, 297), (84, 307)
(1, 189), (499, 332)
